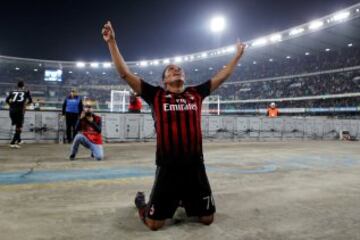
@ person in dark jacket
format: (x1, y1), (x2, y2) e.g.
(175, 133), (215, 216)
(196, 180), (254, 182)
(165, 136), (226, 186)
(69, 104), (103, 161)
(62, 89), (83, 143)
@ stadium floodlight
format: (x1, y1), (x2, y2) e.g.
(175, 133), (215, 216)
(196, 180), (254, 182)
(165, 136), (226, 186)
(325, 48), (331, 52)
(332, 11), (350, 21)
(68, 71), (73, 74)
(15, 67), (20, 70)
(270, 34), (282, 42)
(357, 9), (359, 12)
(163, 59), (170, 64)
(269, 58), (274, 62)
(210, 16), (226, 33)
(140, 61), (148, 67)
(252, 38), (268, 47)
(184, 56), (189, 61)
(174, 56), (183, 63)
(309, 20), (324, 30)
(305, 52), (310, 56)
(152, 60), (159, 65)
(289, 28), (304, 36)
(226, 46), (236, 53)
(194, 68), (199, 72)
(76, 62), (86, 68)
(286, 56), (291, 59)
(103, 62), (112, 68)
(201, 52), (208, 58)
(189, 55), (194, 61)
(34, 69), (38, 72)
(348, 43), (353, 47)
(90, 62), (99, 68)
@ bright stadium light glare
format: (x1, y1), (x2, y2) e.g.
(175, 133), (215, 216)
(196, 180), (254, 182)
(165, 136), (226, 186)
(103, 62), (112, 68)
(68, 71), (73, 74)
(270, 34), (282, 42)
(348, 43), (353, 47)
(174, 56), (183, 63)
(226, 46), (236, 53)
(269, 58), (274, 62)
(152, 60), (159, 65)
(332, 11), (350, 21)
(305, 52), (310, 56)
(163, 59), (170, 64)
(252, 38), (268, 47)
(34, 69), (38, 72)
(15, 67), (20, 70)
(201, 52), (208, 58)
(140, 61), (148, 67)
(210, 16), (226, 33)
(289, 28), (304, 36)
(90, 62), (99, 68)
(309, 20), (324, 30)
(325, 48), (331, 52)
(76, 62), (85, 68)
(286, 56), (291, 59)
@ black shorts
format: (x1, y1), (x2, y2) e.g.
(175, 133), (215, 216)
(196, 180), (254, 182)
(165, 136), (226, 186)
(9, 111), (24, 128)
(145, 163), (216, 220)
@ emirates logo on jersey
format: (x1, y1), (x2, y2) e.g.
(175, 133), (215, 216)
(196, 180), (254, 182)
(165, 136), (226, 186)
(163, 98), (198, 112)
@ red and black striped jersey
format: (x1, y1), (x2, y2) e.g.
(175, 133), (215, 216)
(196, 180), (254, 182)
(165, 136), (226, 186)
(141, 79), (211, 166)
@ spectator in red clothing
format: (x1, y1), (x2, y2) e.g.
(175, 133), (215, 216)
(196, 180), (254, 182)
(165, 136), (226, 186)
(69, 103), (103, 161)
(128, 90), (142, 113)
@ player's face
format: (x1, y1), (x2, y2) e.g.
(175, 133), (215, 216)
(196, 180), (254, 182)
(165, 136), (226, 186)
(84, 105), (92, 113)
(163, 64), (185, 92)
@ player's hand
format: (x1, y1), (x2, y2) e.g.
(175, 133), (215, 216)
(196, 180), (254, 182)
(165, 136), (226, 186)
(235, 40), (246, 59)
(80, 111), (86, 119)
(102, 21), (115, 43)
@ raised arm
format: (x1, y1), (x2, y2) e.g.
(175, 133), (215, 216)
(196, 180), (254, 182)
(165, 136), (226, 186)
(210, 41), (246, 92)
(102, 21), (142, 94)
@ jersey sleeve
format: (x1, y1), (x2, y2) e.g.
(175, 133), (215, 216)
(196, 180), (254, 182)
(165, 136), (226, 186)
(5, 92), (12, 104)
(26, 90), (33, 104)
(140, 79), (161, 105)
(193, 80), (211, 100)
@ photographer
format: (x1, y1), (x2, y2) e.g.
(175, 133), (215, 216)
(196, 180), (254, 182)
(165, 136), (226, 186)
(69, 104), (103, 161)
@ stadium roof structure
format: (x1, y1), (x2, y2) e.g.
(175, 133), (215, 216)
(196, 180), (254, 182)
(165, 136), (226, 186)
(0, 2), (360, 68)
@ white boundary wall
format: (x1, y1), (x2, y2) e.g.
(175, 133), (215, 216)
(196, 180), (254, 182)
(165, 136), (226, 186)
(0, 110), (359, 143)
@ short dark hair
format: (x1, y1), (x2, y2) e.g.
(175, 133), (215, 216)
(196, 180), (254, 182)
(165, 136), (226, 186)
(17, 81), (24, 88)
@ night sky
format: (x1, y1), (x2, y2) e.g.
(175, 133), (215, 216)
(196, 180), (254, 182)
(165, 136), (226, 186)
(0, 0), (358, 61)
